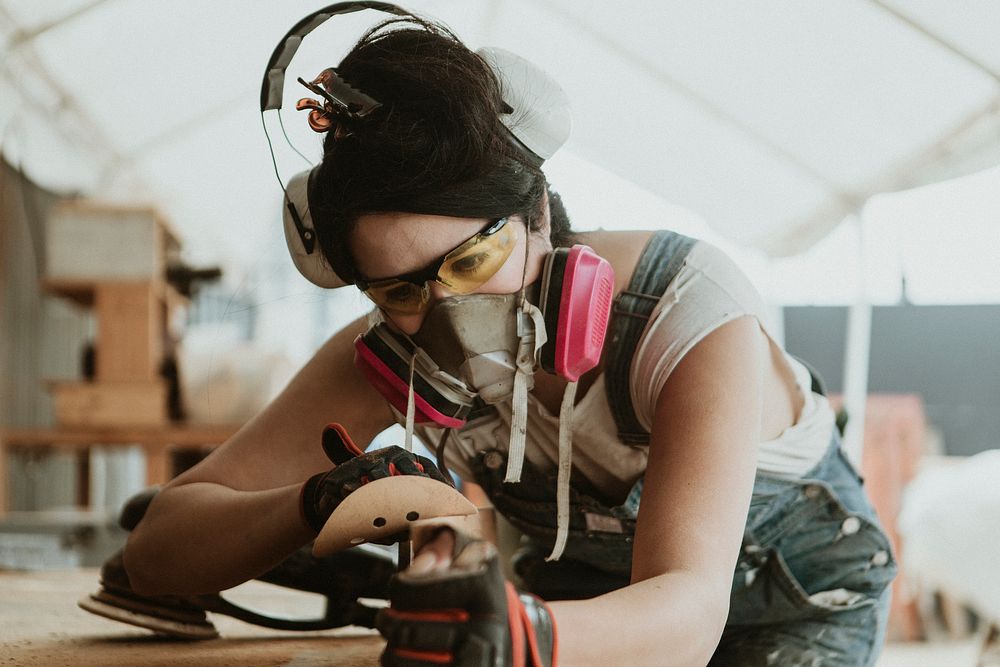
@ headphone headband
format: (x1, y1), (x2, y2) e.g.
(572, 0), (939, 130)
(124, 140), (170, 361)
(260, 2), (410, 113)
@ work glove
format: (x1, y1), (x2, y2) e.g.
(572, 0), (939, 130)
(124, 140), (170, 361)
(377, 527), (558, 667)
(299, 423), (453, 534)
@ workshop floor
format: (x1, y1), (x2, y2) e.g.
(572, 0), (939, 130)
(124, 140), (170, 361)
(1, 569), (383, 666)
(0, 569), (984, 666)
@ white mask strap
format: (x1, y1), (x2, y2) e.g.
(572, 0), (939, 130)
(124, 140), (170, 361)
(507, 367), (530, 483)
(546, 379), (577, 561)
(504, 301), (547, 483)
(404, 353), (416, 453)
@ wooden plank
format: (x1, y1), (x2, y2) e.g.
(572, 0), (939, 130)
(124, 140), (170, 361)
(51, 381), (169, 427)
(42, 278), (186, 311)
(0, 424), (240, 448)
(0, 426), (240, 515)
(94, 282), (162, 382)
(38, 278), (99, 307)
(0, 434), (7, 515)
(144, 444), (171, 487)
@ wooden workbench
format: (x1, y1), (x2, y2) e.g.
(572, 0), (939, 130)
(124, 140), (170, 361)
(0, 424), (241, 514)
(0, 568), (384, 666)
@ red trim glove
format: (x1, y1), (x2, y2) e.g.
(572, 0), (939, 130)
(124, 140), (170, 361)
(377, 529), (557, 667)
(299, 423), (453, 534)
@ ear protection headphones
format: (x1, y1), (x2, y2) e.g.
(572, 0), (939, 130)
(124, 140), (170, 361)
(259, 1), (573, 289)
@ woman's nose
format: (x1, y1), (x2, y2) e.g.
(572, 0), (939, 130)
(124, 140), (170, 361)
(388, 282), (457, 335)
(387, 311), (424, 336)
(427, 281), (458, 302)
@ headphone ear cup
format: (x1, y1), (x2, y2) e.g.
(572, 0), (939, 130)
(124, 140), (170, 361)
(476, 46), (571, 164)
(538, 245), (615, 382)
(283, 168), (347, 288)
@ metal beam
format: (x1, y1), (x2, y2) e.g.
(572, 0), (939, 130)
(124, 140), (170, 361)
(0, 2), (122, 179)
(3, 0), (114, 49)
(869, 0), (1000, 84)
(762, 92), (999, 256)
(532, 0), (864, 213)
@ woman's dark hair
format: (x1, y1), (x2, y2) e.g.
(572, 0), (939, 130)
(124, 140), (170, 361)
(308, 14), (573, 283)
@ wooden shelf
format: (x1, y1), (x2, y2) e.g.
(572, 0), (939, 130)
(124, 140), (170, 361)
(41, 278), (186, 308)
(0, 424), (242, 514)
(1, 424), (240, 447)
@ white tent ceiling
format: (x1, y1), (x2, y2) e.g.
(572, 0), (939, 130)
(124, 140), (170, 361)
(2, 0), (999, 274)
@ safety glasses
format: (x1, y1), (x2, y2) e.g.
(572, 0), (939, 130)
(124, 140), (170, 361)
(356, 217), (516, 314)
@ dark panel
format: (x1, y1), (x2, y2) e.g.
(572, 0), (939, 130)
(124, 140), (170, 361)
(782, 306), (848, 393)
(784, 304), (1000, 456)
(869, 305), (1000, 456)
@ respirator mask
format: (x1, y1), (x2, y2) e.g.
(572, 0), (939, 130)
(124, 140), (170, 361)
(354, 238), (614, 478)
(353, 233), (615, 562)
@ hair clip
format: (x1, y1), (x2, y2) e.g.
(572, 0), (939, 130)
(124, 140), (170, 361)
(295, 68), (381, 135)
(295, 96), (338, 134)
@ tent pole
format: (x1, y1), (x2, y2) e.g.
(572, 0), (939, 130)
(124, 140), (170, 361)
(2, 0), (113, 49)
(841, 214), (872, 466)
(868, 0), (1000, 83)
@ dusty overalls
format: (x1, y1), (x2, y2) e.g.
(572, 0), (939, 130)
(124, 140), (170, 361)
(470, 231), (898, 667)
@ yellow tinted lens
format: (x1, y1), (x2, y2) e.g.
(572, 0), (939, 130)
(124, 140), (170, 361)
(364, 280), (428, 314)
(439, 221), (516, 293)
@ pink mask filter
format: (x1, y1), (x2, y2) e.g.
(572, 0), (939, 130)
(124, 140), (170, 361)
(538, 245), (616, 382)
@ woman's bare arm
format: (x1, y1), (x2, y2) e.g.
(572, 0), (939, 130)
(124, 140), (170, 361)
(407, 316), (765, 665)
(124, 315), (396, 595)
(546, 315), (764, 666)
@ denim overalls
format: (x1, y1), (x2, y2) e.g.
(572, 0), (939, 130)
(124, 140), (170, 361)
(470, 231), (897, 666)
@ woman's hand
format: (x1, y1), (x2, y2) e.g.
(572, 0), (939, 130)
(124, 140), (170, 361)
(378, 527), (557, 667)
(299, 423), (453, 534)
(407, 526), (456, 574)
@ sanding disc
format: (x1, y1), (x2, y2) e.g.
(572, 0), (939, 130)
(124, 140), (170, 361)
(313, 476), (477, 557)
(78, 591), (219, 639)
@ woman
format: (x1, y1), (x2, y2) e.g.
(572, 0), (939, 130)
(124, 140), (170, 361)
(123, 10), (896, 666)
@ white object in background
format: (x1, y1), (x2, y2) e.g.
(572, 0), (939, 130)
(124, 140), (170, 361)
(177, 323), (296, 424)
(898, 450), (1000, 623)
(45, 203), (180, 280)
(89, 446), (145, 513)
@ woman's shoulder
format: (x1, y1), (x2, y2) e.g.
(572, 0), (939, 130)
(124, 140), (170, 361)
(580, 229), (750, 289)
(574, 228), (658, 253)
(573, 229), (658, 296)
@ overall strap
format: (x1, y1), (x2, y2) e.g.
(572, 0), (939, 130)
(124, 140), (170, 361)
(605, 230), (697, 444)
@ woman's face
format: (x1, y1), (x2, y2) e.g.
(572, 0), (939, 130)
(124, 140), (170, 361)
(349, 210), (552, 334)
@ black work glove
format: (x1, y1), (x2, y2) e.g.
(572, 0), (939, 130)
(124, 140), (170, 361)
(377, 528), (558, 667)
(299, 423), (454, 534)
